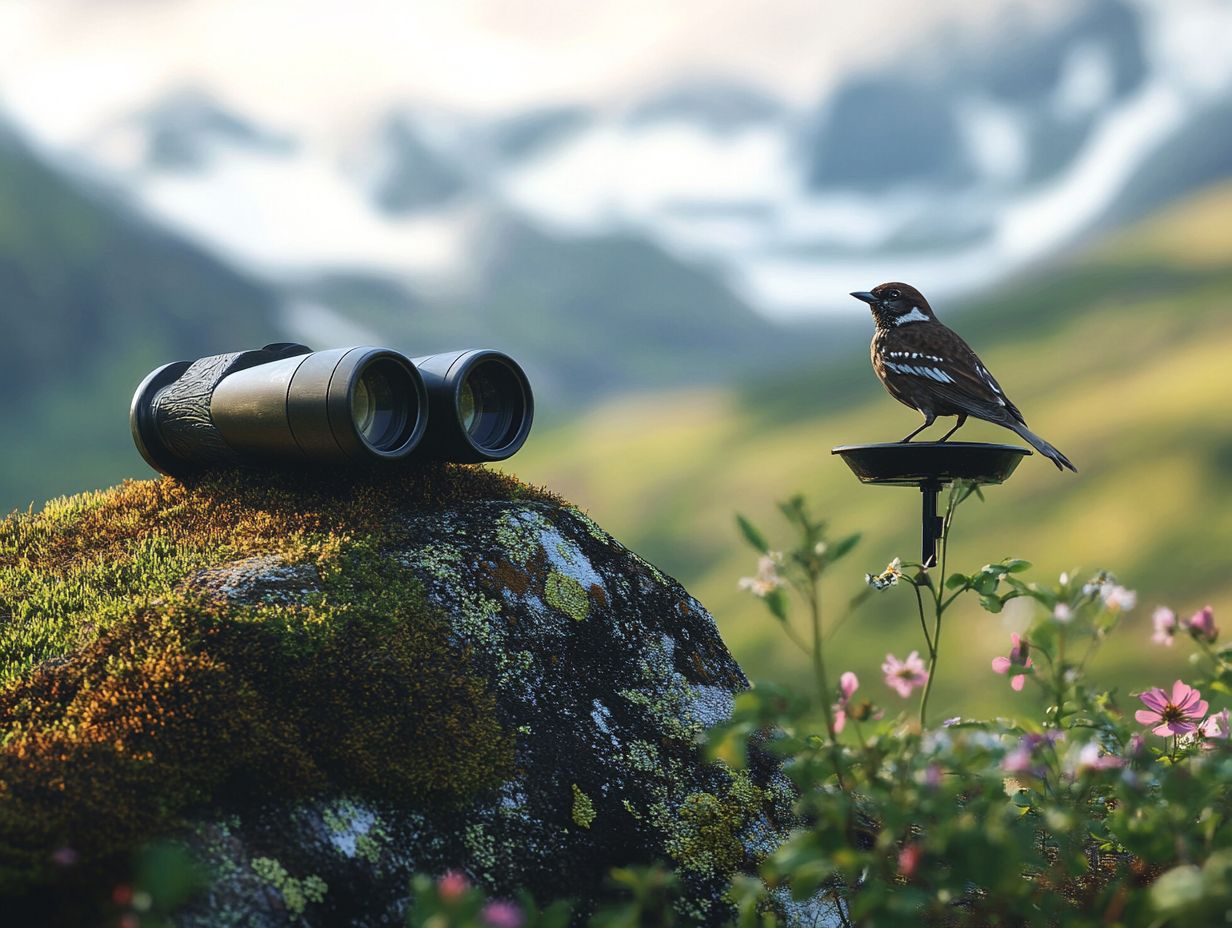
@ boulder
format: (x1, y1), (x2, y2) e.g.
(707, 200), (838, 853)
(0, 466), (791, 925)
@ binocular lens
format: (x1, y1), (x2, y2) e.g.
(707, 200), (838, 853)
(351, 359), (416, 452)
(460, 360), (520, 450)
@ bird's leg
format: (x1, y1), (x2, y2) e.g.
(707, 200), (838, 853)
(899, 414), (935, 443)
(937, 414), (968, 443)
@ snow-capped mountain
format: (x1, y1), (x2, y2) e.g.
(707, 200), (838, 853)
(64, 0), (1232, 326)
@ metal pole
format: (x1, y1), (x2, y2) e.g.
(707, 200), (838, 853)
(920, 482), (944, 568)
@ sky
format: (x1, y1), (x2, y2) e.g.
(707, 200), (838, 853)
(0, 0), (1053, 145)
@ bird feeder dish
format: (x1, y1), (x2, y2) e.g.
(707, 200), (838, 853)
(832, 441), (1029, 486)
(831, 441), (1030, 567)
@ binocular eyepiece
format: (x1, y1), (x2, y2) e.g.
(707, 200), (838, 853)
(131, 343), (534, 476)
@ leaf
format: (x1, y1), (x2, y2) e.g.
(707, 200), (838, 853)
(764, 588), (789, 622)
(735, 514), (769, 553)
(827, 532), (861, 562)
(1004, 558), (1032, 573)
(973, 572), (1000, 596)
(945, 572), (969, 590)
(979, 594), (1003, 614)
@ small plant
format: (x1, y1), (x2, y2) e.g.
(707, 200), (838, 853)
(707, 481), (1232, 926)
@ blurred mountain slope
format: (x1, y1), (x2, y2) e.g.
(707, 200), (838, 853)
(505, 181), (1232, 717)
(0, 130), (282, 510)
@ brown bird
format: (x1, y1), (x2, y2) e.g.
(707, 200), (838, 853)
(851, 282), (1076, 472)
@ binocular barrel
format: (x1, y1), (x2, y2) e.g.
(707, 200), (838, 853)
(130, 343), (534, 476)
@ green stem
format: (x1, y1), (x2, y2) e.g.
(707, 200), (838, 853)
(917, 489), (961, 728)
(809, 572), (837, 740)
(918, 599), (942, 729)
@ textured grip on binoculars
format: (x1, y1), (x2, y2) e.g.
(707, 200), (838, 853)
(150, 351), (251, 465)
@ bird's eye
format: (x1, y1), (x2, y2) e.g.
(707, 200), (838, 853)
(887, 289), (901, 299)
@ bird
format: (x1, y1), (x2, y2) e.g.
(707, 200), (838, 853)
(850, 282), (1076, 472)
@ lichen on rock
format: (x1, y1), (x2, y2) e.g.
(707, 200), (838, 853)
(0, 465), (791, 925)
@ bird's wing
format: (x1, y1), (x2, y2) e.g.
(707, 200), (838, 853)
(883, 327), (1026, 424)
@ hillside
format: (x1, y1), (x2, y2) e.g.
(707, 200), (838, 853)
(504, 182), (1232, 718)
(0, 131), (282, 512)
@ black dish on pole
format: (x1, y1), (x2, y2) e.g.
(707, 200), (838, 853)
(831, 442), (1029, 567)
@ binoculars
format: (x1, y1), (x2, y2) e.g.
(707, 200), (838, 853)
(130, 343), (533, 477)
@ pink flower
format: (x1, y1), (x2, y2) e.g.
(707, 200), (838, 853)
(882, 651), (928, 698)
(991, 633), (1032, 691)
(1069, 741), (1124, 775)
(438, 870), (470, 902)
(1186, 606), (1218, 644)
(1151, 607), (1176, 646)
(1002, 732), (1062, 776)
(481, 901), (525, 928)
(1200, 709), (1231, 743)
(832, 671), (859, 733)
(1134, 680), (1209, 736)
(898, 844), (921, 879)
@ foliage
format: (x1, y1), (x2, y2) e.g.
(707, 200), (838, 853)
(403, 482), (1232, 925)
(700, 482), (1232, 926)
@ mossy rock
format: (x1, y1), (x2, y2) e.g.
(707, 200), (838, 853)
(0, 465), (792, 925)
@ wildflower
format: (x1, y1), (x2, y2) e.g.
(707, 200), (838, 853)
(1081, 571), (1113, 598)
(882, 651), (928, 698)
(1199, 709), (1231, 742)
(1002, 732), (1063, 776)
(1059, 571), (1070, 586)
(1151, 607), (1176, 646)
(898, 844), (922, 879)
(865, 557), (903, 591)
(1134, 680), (1209, 737)
(1067, 741), (1124, 776)
(50, 847), (78, 867)
(832, 671), (859, 733)
(737, 552), (784, 598)
(481, 901), (525, 928)
(1100, 584), (1137, 612)
(1052, 603), (1073, 622)
(1186, 606), (1218, 644)
(942, 716), (962, 727)
(991, 633), (1032, 691)
(813, 541), (828, 556)
(438, 870), (470, 903)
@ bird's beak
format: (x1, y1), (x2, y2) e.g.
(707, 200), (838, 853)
(850, 291), (878, 304)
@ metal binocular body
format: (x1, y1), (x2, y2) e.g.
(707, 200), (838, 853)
(130, 343), (534, 476)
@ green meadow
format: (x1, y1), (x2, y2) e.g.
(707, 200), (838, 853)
(505, 183), (1232, 720)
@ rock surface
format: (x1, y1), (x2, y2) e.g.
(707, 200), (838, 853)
(0, 468), (791, 925)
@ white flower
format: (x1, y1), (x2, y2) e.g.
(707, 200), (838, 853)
(737, 552), (785, 598)
(813, 541), (828, 556)
(1100, 584), (1137, 612)
(1053, 603), (1073, 622)
(865, 557), (904, 591)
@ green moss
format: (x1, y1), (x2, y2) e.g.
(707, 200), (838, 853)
(494, 509), (550, 565)
(0, 465), (545, 907)
(657, 768), (769, 878)
(545, 570), (589, 622)
(323, 800), (390, 865)
(571, 783), (596, 829)
(251, 857), (328, 920)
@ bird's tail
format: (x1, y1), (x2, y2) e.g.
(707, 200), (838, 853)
(1009, 422), (1077, 473)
